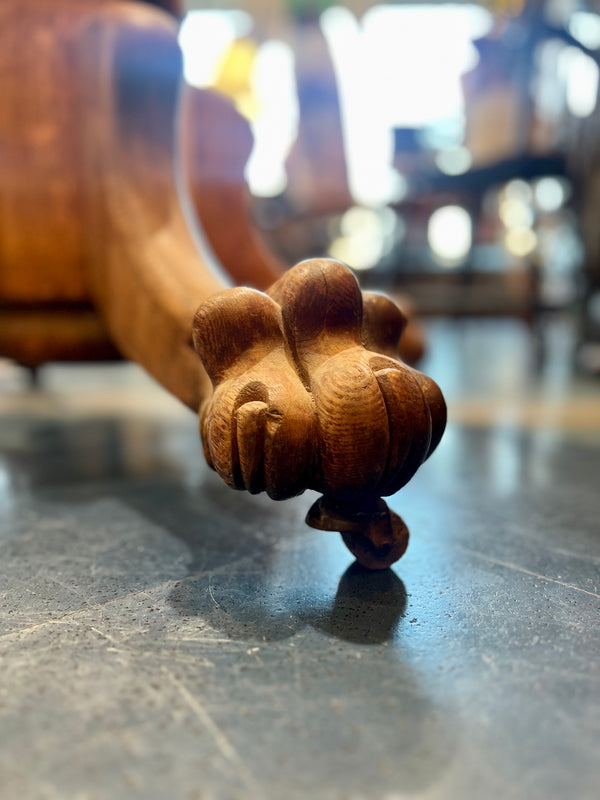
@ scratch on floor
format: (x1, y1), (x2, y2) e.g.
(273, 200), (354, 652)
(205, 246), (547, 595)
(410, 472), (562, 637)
(0, 585), (168, 643)
(208, 576), (222, 611)
(459, 546), (600, 599)
(162, 667), (264, 797)
(47, 576), (89, 600)
(90, 626), (123, 646)
(1, 557), (260, 643)
(173, 636), (233, 645)
(551, 545), (600, 565)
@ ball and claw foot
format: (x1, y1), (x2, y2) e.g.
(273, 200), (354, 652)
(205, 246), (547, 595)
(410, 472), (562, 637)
(306, 495), (409, 570)
(193, 258), (446, 570)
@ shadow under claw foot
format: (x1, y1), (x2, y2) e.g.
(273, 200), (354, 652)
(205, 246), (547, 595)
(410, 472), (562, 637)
(312, 562), (407, 645)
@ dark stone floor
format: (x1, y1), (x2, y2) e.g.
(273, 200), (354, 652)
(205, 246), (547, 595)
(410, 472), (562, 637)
(1, 320), (599, 799)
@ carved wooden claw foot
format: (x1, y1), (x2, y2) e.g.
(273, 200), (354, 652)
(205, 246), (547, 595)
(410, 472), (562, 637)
(193, 258), (446, 569)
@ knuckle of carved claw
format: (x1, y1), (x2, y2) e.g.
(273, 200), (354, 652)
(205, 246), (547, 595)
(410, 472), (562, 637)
(361, 291), (408, 358)
(192, 258), (446, 568)
(202, 358), (317, 500)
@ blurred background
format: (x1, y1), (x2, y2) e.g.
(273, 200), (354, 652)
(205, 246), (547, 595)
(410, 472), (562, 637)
(175, 0), (600, 387)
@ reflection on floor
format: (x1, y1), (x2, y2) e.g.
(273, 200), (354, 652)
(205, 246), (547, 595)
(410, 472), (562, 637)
(423, 316), (600, 434)
(0, 317), (599, 799)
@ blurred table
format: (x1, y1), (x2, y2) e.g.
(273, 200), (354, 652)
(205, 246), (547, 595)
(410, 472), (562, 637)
(0, 318), (599, 799)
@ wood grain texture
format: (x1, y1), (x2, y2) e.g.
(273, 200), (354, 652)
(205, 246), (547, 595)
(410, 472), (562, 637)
(0, 2), (89, 304)
(0, 1), (222, 403)
(0, 306), (119, 366)
(78, 2), (224, 410)
(0, 0), (180, 306)
(194, 258), (446, 567)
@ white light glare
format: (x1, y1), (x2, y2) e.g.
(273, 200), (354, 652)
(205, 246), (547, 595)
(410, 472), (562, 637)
(329, 206), (396, 270)
(246, 41), (299, 198)
(435, 146), (472, 176)
(361, 4), (493, 127)
(534, 177), (568, 213)
(560, 46), (599, 118)
(178, 10), (253, 88)
(428, 205), (472, 266)
(569, 12), (600, 51)
(499, 198), (534, 229)
(504, 179), (533, 203)
(321, 4), (492, 206)
(505, 228), (537, 258)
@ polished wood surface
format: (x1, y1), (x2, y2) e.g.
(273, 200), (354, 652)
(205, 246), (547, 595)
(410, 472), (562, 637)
(0, 1), (222, 405)
(194, 258), (446, 567)
(0, 2), (89, 305)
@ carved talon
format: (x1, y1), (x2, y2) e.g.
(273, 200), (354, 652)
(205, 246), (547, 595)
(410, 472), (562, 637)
(193, 258), (446, 567)
(306, 495), (409, 570)
(193, 288), (316, 499)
